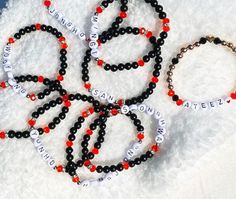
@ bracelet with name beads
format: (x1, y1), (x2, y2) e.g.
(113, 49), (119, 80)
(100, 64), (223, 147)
(2, 23), (68, 101)
(166, 36), (236, 110)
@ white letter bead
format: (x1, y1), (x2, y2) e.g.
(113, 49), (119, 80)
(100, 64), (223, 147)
(30, 129), (39, 139)
(42, 152), (51, 161)
(126, 149), (135, 159)
(13, 84), (21, 93)
(200, 102), (208, 110)
(37, 145), (45, 154)
(90, 33), (98, 41)
(91, 15), (98, 24)
(54, 11), (63, 21)
(33, 138), (42, 147)
(208, 101), (217, 109)
(91, 49), (101, 58)
(78, 32), (86, 40)
(191, 103), (200, 111)
(121, 105), (130, 114)
(48, 159), (56, 168)
(91, 25), (99, 33)
(112, 171), (119, 177)
(146, 106), (155, 115)
(48, 6), (56, 16)
(183, 101), (192, 109)
(129, 104), (138, 111)
(91, 89), (100, 97)
(19, 88), (28, 97)
(157, 127), (166, 135)
(89, 41), (98, 49)
(8, 78), (17, 86)
(216, 98), (225, 106)
(158, 118), (166, 127)
(66, 21), (74, 30)
(132, 142), (141, 151)
(99, 91), (108, 100)
(138, 104), (146, 112)
(3, 52), (10, 59)
(71, 26), (79, 35)
(155, 134), (164, 144)
(80, 180), (90, 187)
(107, 95), (115, 103)
(7, 72), (14, 79)
(60, 17), (68, 26)
(4, 45), (11, 53)
(154, 111), (161, 119)
(3, 64), (12, 72)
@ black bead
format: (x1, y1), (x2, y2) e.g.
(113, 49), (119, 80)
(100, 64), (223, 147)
(199, 37), (207, 44)
(172, 95), (179, 101)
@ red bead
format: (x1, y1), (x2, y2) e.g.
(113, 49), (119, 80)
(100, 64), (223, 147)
(163, 26), (170, 32)
(168, 90), (175, 97)
(57, 75), (64, 81)
(66, 140), (73, 147)
(137, 133), (144, 140)
(38, 76), (44, 83)
(163, 18), (170, 24)
(0, 82), (7, 88)
(96, 6), (103, 14)
(122, 162), (129, 170)
(8, 37), (14, 44)
(44, 0), (51, 7)
(117, 99), (123, 107)
(139, 27), (145, 35)
(35, 23), (41, 30)
(119, 11), (127, 18)
(61, 43), (68, 49)
(56, 165), (63, 172)
(88, 107), (94, 114)
(0, 132), (6, 139)
(84, 160), (91, 167)
(97, 39), (101, 47)
(62, 95), (69, 102)
(64, 100), (71, 108)
(58, 36), (65, 42)
(72, 176), (80, 183)
(176, 99), (184, 106)
(97, 59), (104, 66)
(29, 93), (36, 101)
(151, 76), (159, 83)
(111, 108), (119, 116)
(82, 111), (89, 118)
(28, 119), (36, 126)
(43, 126), (50, 133)
(86, 129), (93, 136)
(90, 165), (97, 172)
(84, 83), (91, 90)
(231, 93), (236, 99)
(151, 145), (160, 153)
(92, 148), (99, 155)
(138, 59), (145, 67)
(146, 31), (153, 39)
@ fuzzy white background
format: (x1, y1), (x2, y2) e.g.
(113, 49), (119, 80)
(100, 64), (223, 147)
(0, 0), (236, 199)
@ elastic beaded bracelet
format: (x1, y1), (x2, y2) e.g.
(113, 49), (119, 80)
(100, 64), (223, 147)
(78, 104), (166, 177)
(2, 23), (68, 100)
(166, 36), (236, 110)
(82, 30), (165, 106)
(95, 27), (159, 71)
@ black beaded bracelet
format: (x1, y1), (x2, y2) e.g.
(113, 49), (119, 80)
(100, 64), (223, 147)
(2, 23), (68, 101)
(82, 27), (166, 106)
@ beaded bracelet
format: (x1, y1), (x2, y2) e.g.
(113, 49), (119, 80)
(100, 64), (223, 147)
(82, 29), (166, 106)
(166, 36), (236, 110)
(43, 0), (128, 59)
(2, 23), (68, 100)
(78, 104), (166, 176)
(95, 27), (159, 71)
